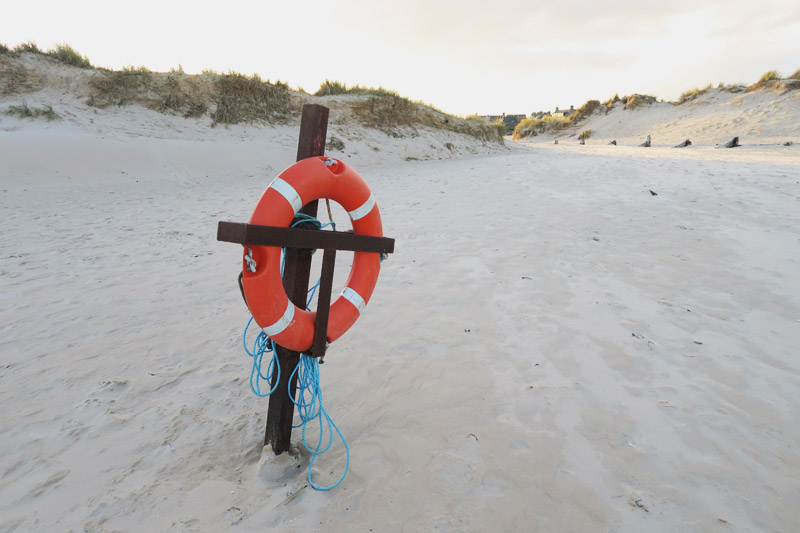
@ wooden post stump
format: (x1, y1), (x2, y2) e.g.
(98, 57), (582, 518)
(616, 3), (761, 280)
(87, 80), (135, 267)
(723, 136), (740, 148)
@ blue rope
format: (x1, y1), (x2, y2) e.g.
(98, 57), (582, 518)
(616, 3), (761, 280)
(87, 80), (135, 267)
(242, 316), (280, 397)
(241, 213), (348, 489)
(290, 354), (350, 490)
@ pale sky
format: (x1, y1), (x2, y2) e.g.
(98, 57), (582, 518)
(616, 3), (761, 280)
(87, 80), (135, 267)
(3, 0), (799, 116)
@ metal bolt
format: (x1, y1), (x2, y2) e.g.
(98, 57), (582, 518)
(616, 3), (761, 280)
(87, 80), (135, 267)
(245, 248), (257, 272)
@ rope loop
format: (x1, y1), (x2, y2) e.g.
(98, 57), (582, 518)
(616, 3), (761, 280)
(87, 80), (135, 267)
(290, 354), (350, 490)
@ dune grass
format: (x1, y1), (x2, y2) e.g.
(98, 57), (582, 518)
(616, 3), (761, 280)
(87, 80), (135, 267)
(313, 81), (503, 142)
(746, 69), (800, 92)
(87, 67), (291, 122)
(211, 72), (295, 125)
(4, 102), (60, 120)
(571, 100), (602, 122)
(315, 80), (349, 96)
(676, 83), (713, 104)
(356, 96), (502, 142)
(464, 114), (486, 124)
(13, 41), (42, 54)
(314, 79), (403, 99)
(88, 68), (154, 107)
(2, 41), (92, 68)
(758, 70), (782, 83)
(0, 43), (502, 142)
(512, 116), (570, 139)
(48, 43), (92, 69)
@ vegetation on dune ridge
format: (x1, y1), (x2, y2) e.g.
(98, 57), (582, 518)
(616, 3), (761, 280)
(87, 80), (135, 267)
(758, 70), (782, 83)
(512, 67), (800, 139)
(315, 79), (403, 98)
(4, 41), (796, 143)
(0, 44), (503, 143)
(210, 73), (295, 125)
(675, 82), (747, 104)
(512, 99), (604, 139)
(512, 116), (570, 139)
(746, 69), (800, 92)
(48, 43), (92, 69)
(315, 79), (503, 142)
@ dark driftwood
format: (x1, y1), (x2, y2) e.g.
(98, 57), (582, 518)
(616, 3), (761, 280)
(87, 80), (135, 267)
(674, 139), (691, 148)
(608, 140), (617, 145)
(784, 141), (793, 146)
(723, 136), (739, 148)
(639, 135), (651, 147)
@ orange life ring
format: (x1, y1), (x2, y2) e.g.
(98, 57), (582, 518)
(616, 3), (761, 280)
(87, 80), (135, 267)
(241, 156), (383, 352)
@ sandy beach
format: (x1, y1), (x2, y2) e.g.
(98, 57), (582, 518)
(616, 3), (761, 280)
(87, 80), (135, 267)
(2, 56), (800, 532)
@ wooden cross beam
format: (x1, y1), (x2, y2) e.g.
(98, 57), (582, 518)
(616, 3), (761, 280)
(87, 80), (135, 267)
(216, 220), (395, 358)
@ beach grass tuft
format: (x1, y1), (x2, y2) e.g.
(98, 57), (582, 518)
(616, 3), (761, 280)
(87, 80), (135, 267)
(156, 73), (209, 118)
(758, 70), (782, 83)
(315, 80), (349, 96)
(602, 94), (621, 107)
(747, 70), (795, 92)
(13, 41), (42, 54)
(211, 72), (295, 125)
(572, 100), (602, 122)
(623, 94), (657, 109)
(4, 102), (60, 120)
(47, 43), (92, 69)
(512, 116), (570, 139)
(675, 83), (713, 104)
(88, 68), (154, 107)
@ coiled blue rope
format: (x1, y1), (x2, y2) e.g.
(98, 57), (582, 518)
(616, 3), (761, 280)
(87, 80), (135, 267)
(241, 213), (348, 489)
(290, 354), (350, 490)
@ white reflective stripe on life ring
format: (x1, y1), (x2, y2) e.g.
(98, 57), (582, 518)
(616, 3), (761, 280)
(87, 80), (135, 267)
(347, 194), (376, 221)
(263, 299), (295, 336)
(341, 287), (366, 314)
(270, 178), (303, 213)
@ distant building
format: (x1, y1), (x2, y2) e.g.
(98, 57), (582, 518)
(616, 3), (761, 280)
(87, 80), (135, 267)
(552, 105), (576, 118)
(503, 114), (526, 127)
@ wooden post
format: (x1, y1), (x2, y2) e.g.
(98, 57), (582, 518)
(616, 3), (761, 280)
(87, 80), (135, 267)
(264, 104), (329, 454)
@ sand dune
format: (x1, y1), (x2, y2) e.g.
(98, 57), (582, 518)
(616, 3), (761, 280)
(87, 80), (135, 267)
(2, 59), (800, 532)
(522, 85), (800, 148)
